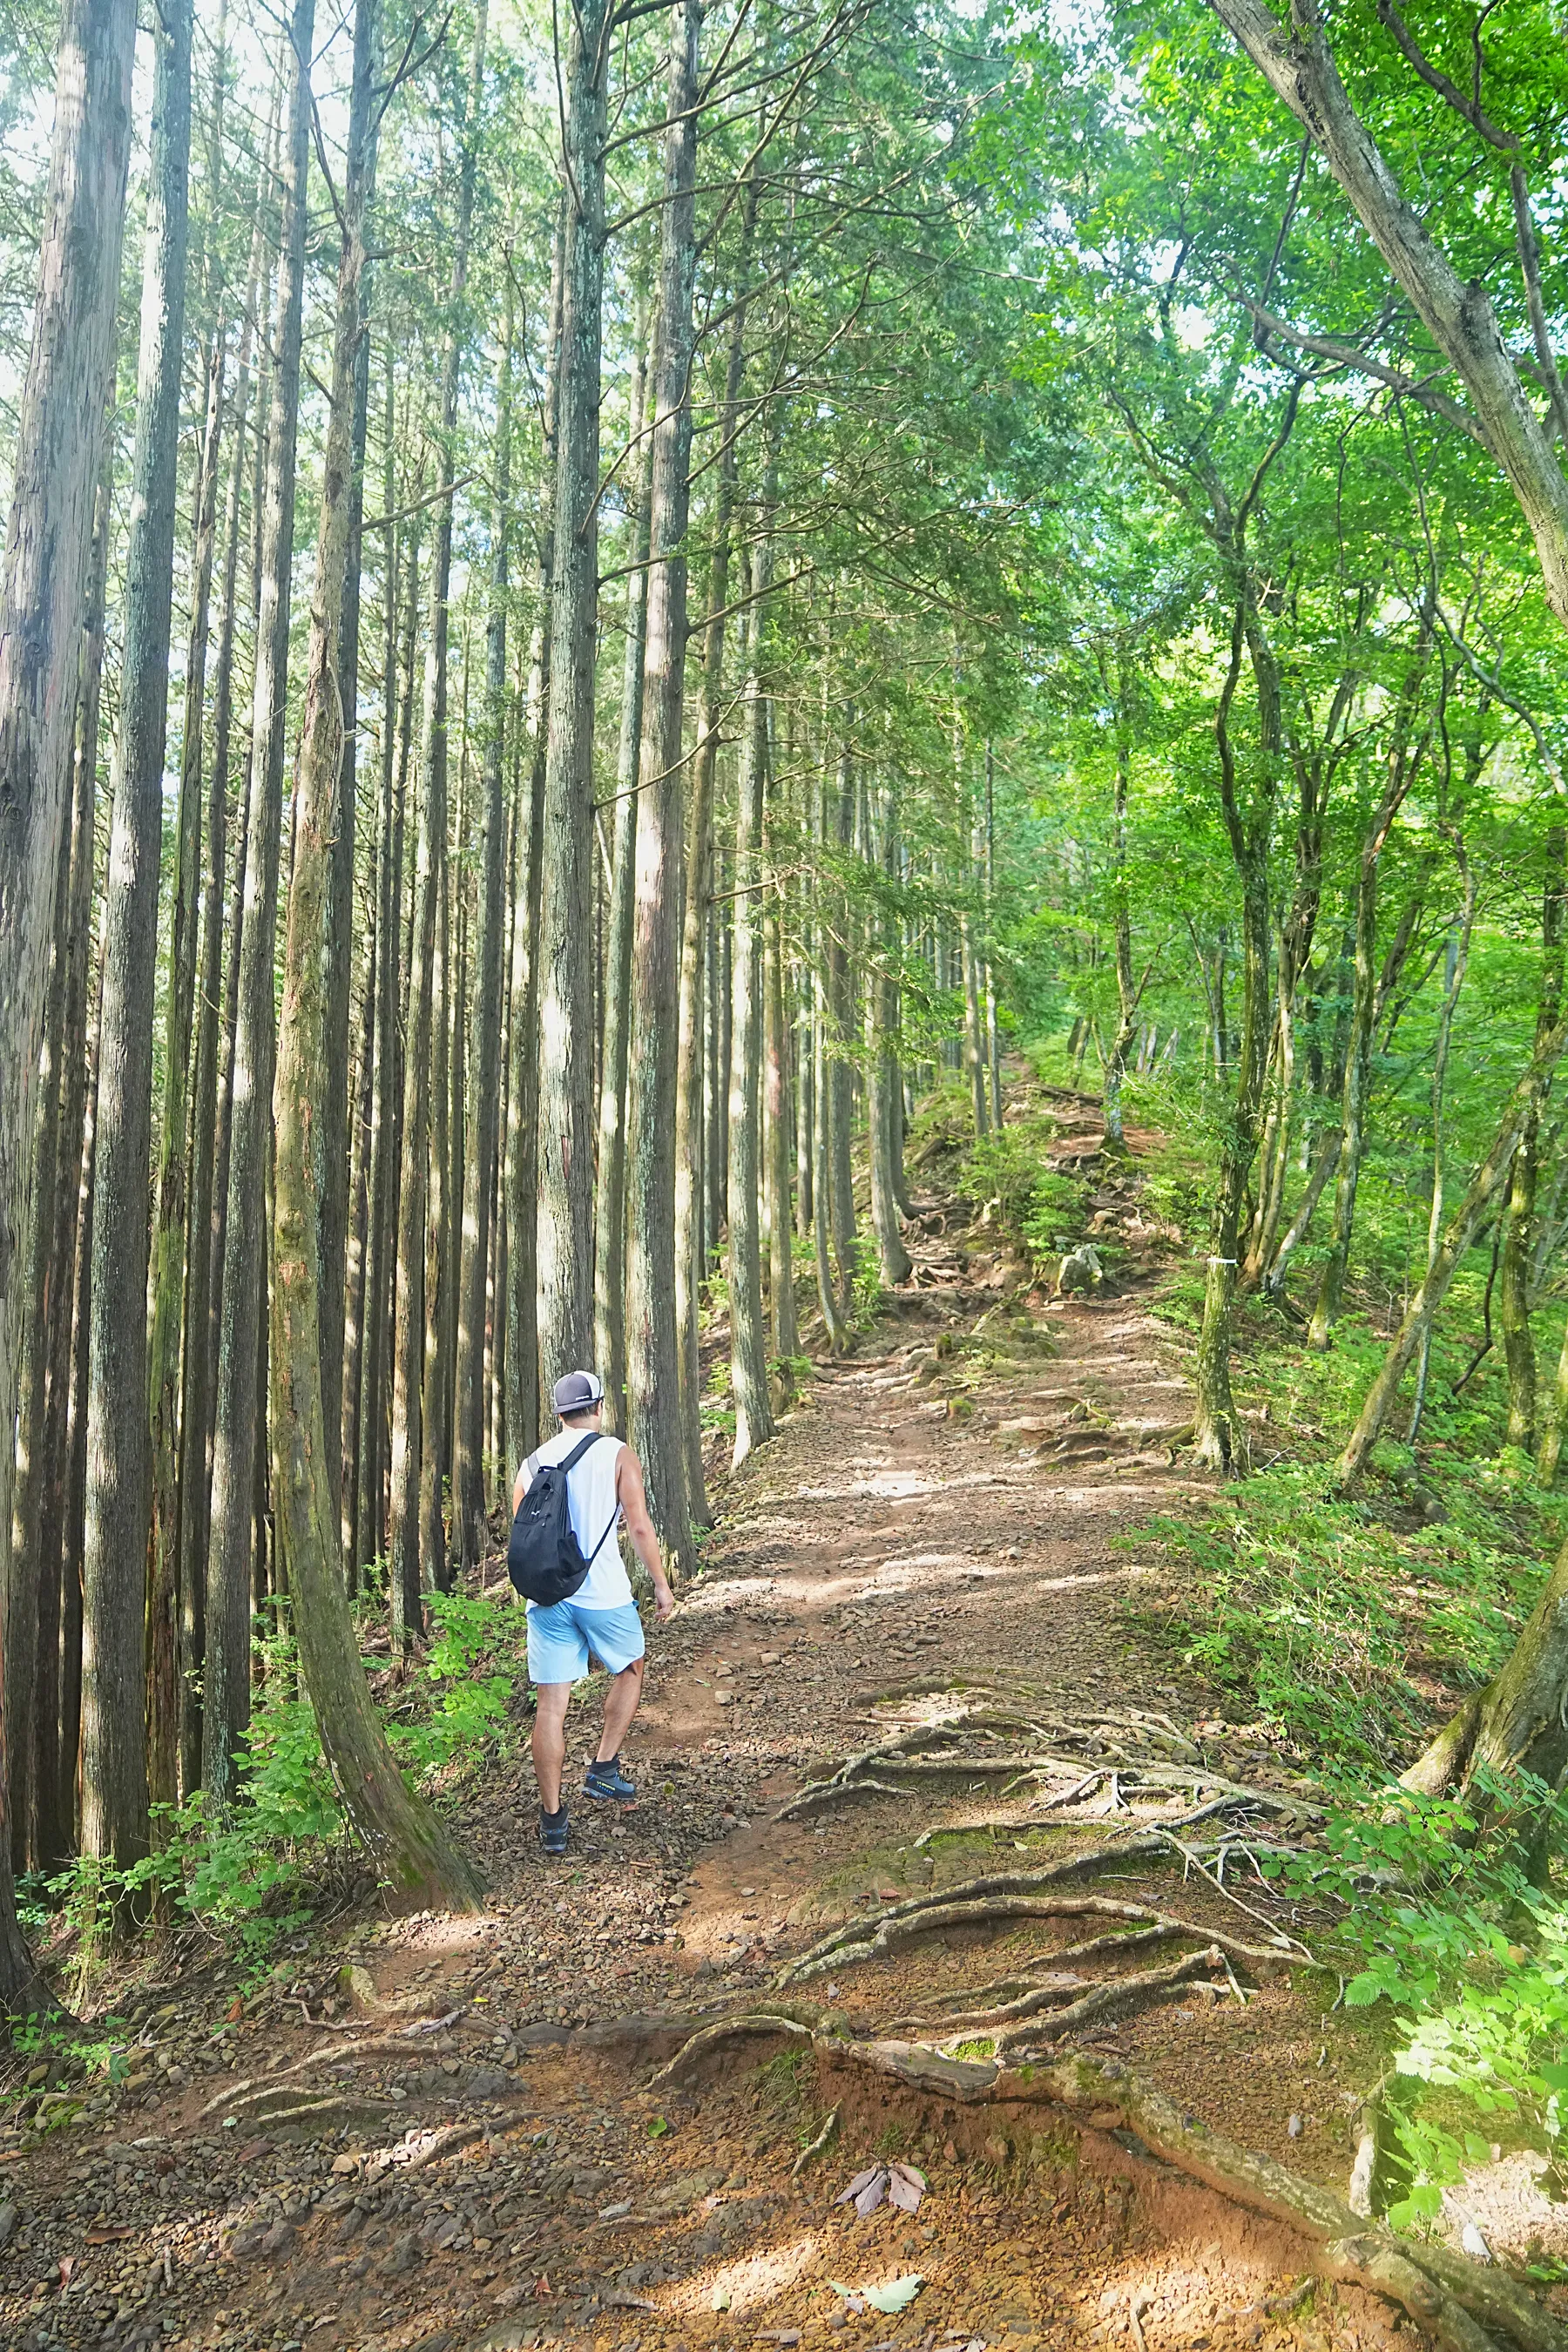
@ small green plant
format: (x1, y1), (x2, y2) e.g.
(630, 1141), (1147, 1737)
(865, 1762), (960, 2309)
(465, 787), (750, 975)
(1262, 1778), (1568, 2227)
(952, 1122), (1086, 1274)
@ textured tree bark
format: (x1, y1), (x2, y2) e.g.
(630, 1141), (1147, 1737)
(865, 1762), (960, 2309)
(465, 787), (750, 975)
(868, 776), (911, 1288)
(728, 531), (776, 1470)
(361, 496), (419, 1578)
(1500, 831), (1565, 1449)
(1208, 0), (1568, 632)
(500, 229), (561, 1493)
(147, 314), (223, 1828)
(84, 0), (192, 1883)
(272, 0), (480, 1909)
(594, 304), (651, 1437)
(33, 453), (112, 1876)
(456, 266), (514, 1569)
(0, 0), (135, 2012)
(1410, 881), (1476, 1447)
(9, 710), (75, 1873)
(1099, 698), (1137, 1153)
(206, 0), (314, 1807)
(206, 139), (275, 1498)
(1193, 587), (1281, 1474)
(353, 364), (401, 1584)
(983, 740), (1002, 1132)
(180, 203), (261, 1799)
(1336, 1020), (1568, 1487)
(827, 747), (858, 1317)
(627, 0), (700, 1569)
(961, 908), (988, 1140)
(321, 37), (379, 1550)
(422, 761), (455, 1595)
(390, 10), (487, 1631)
(795, 955), (814, 1240)
(420, 9), (486, 1602)
(1308, 646), (1431, 1350)
(766, 890), (800, 1366)
(537, 0), (612, 1393)
(675, 188), (755, 1524)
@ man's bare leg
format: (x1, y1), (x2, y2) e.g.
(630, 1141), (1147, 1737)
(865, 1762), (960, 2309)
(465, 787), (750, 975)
(596, 1659), (644, 1764)
(532, 1683), (573, 1814)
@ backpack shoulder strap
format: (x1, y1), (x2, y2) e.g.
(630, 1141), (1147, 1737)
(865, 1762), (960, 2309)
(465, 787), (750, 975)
(584, 1440), (625, 1566)
(559, 1433), (603, 1475)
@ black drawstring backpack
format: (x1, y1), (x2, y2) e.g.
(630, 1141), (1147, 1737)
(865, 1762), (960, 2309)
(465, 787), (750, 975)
(506, 1435), (619, 1605)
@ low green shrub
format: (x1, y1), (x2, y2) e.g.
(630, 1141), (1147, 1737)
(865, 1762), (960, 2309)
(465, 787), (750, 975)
(952, 1121), (1086, 1271)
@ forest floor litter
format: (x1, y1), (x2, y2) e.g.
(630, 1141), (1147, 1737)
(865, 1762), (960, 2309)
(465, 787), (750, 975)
(0, 1098), (1549, 2352)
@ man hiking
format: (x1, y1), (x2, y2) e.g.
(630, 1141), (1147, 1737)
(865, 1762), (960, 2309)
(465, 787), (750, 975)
(513, 1370), (675, 1856)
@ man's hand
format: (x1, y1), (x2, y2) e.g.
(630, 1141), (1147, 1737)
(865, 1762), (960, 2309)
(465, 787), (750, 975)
(652, 1578), (676, 1623)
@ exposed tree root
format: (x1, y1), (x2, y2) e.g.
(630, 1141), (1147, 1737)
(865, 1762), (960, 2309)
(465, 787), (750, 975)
(986, 1946), (1220, 2051)
(777, 1853), (1303, 1986)
(887, 1908), (1284, 2035)
(646, 2014), (1557, 2352)
(781, 1704), (1321, 1830)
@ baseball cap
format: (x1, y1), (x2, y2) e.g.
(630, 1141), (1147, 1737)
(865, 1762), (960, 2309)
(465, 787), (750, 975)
(552, 1369), (605, 1417)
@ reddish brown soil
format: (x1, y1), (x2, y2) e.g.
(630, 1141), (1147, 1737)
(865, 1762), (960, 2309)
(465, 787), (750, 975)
(0, 1150), (1461, 2352)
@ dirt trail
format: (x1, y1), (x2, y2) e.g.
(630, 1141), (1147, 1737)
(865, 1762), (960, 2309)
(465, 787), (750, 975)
(0, 1159), (1436, 2352)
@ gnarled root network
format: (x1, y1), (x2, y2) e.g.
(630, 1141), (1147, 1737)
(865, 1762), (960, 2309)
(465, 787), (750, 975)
(777, 1703), (1323, 1839)
(646, 2015), (1555, 2352)
(775, 1850), (1308, 1988)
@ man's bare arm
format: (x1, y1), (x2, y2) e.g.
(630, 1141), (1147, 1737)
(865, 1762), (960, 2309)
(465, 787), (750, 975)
(617, 1449), (675, 1619)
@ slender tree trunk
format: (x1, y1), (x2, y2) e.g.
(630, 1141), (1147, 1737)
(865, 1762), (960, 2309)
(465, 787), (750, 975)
(502, 221), (561, 1488)
(34, 451), (112, 1876)
(828, 745), (857, 1315)
(341, 888), (374, 1573)
(961, 911), (988, 1140)
(1100, 700), (1138, 1152)
(675, 188), (756, 1526)
(456, 264), (513, 1571)
(422, 774), (454, 1593)
(813, 976), (844, 1353)
(0, 0), (133, 2004)
(390, 8), (487, 1631)
(84, 0), (192, 1880)
(354, 372), (400, 1583)
(728, 525), (775, 1469)
(1307, 706), (1426, 1350)
(627, 0), (700, 1569)
(206, 135), (275, 1495)
(868, 775), (912, 1287)
(983, 740), (1003, 1128)
(146, 318), (224, 1824)
(504, 638), (548, 1475)
(206, 0), (314, 1806)
(537, 0), (611, 1391)
(9, 705), (74, 1874)
(1500, 829), (1565, 1449)
(796, 955), (814, 1240)
(274, 0), (479, 1906)
(1336, 1021), (1568, 1486)
(181, 212), (261, 1800)
(594, 301), (651, 1436)
(1192, 568), (1291, 1473)
(766, 884), (799, 1366)
(1261, 1129), (1342, 1299)
(321, 88), (379, 1551)
(1412, 873), (1477, 1447)
(361, 494), (418, 1577)
(421, 10), (485, 1602)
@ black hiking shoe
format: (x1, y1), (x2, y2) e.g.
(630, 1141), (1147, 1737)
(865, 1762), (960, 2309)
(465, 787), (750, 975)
(538, 1803), (569, 1857)
(584, 1754), (636, 1802)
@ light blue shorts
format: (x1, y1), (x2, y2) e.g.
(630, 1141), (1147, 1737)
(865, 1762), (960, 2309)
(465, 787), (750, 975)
(526, 1598), (645, 1685)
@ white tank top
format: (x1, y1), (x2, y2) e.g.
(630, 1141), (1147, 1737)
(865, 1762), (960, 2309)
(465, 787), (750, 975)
(521, 1430), (632, 1611)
